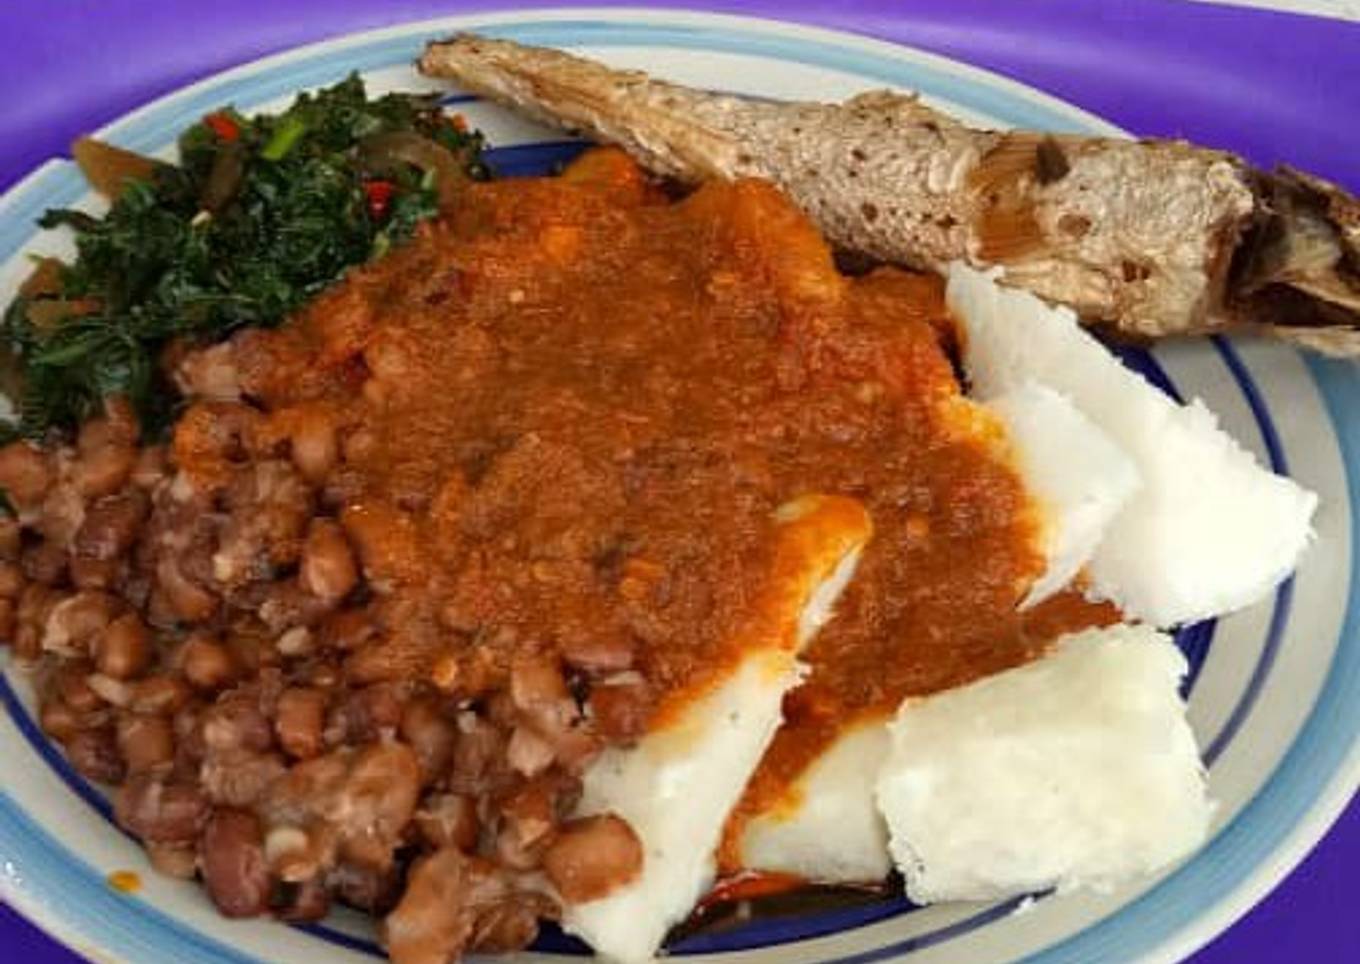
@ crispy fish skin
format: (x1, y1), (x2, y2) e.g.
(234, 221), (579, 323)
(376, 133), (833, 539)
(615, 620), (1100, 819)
(419, 34), (1360, 352)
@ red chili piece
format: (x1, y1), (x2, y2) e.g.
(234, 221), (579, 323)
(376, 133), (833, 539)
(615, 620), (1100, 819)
(203, 112), (240, 142)
(364, 180), (395, 221)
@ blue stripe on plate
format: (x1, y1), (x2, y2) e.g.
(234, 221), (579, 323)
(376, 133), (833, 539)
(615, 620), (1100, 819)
(485, 140), (589, 177)
(1201, 338), (1294, 764)
(0, 791), (263, 964)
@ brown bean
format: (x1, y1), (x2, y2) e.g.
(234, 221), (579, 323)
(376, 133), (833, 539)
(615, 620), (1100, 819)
(328, 860), (402, 915)
(340, 501), (422, 589)
(115, 774), (208, 843)
(336, 742), (421, 848)
(506, 725), (556, 778)
(383, 848), (476, 964)
(155, 555), (217, 622)
(275, 626), (315, 658)
(171, 703), (207, 778)
(131, 445), (168, 489)
(54, 661), (105, 714)
(215, 461), (313, 581)
(35, 484), (85, 546)
(259, 753), (349, 829)
(203, 692), (273, 753)
(255, 582), (333, 634)
(73, 444), (135, 500)
(21, 540), (68, 586)
(560, 632), (635, 673)
(342, 427), (377, 463)
(510, 655), (597, 771)
(18, 581), (61, 627)
(415, 794), (479, 852)
(542, 813), (643, 903)
(400, 698), (458, 784)
(129, 675), (192, 716)
(85, 672), (135, 708)
(300, 658), (342, 690)
(81, 397), (139, 449)
(145, 842), (198, 879)
(0, 441), (53, 508)
(70, 555), (123, 590)
(300, 520), (358, 602)
(469, 902), (543, 955)
(39, 699), (88, 743)
(264, 824), (323, 881)
(290, 410), (338, 484)
(587, 678), (653, 744)
(42, 590), (121, 656)
(66, 727), (126, 784)
(342, 633), (438, 685)
(117, 713), (176, 772)
(95, 612), (152, 679)
(448, 713), (511, 796)
(200, 808), (271, 918)
(273, 878), (331, 922)
(75, 490), (148, 560)
(174, 342), (242, 402)
(0, 561), (25, 598)
(275, 687), (327, 760)
(318, 608), (376, 652)
(510, 654), (571, 711)
(318, 468), (364, 508)
(326, 683), (407, 746)
(221, 620), (275, 675)
(498, 778), (559, 863)
(340, 830), (394, 872)
(0, 515), (20, 560)
(13, 622), (42, 662)
(200, 750), (286, 808)
(180, 634), (237, 691)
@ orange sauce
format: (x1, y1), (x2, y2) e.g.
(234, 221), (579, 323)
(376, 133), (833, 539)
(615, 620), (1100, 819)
(221, 149), (1112, 822)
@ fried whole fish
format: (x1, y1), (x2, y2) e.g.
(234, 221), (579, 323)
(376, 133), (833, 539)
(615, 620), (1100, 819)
(419, 35), (1360, 355)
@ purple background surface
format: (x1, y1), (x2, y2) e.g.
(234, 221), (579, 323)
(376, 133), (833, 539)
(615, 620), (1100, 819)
(0, 1), (1356, 962)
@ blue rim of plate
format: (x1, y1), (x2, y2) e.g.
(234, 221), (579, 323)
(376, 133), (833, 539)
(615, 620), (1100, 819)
(0, 11), (1353, 964)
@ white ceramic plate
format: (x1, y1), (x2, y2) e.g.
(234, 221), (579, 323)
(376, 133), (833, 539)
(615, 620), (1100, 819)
(1, 9), (1357, 964)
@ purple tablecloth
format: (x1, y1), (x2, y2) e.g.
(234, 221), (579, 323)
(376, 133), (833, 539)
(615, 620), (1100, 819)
(0, 1), (1356, 961)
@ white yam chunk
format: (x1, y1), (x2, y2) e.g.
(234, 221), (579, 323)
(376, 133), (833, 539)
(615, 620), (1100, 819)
(876, 623), (1213, 903)
(948, 262), (1316, 625)
(739, 719), (893, 883)
(563, 495), (871, 962)
(730, 385), (1135, 885)
(985, 382), (1141, 608)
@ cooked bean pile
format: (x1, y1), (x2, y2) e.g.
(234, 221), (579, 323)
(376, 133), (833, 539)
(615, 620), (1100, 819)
(0, 394), (643, 961)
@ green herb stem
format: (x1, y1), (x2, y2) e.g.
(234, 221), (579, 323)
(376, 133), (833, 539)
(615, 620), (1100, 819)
(261, 116), (308, 161)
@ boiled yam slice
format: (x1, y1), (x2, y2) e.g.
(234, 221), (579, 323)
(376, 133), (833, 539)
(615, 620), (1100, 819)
(736, 719), (893, 884)
(949, 262), (1316, 625)
(562, 494), (872, 962)
(987, 381), (1141, 609)
(732, 383), (1136, 885)
(876, 623), (1213, 903)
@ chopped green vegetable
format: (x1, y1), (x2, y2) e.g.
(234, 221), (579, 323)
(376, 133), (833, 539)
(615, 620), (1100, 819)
(3, 73), (488, 438)
(261, 115), (308, 161)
